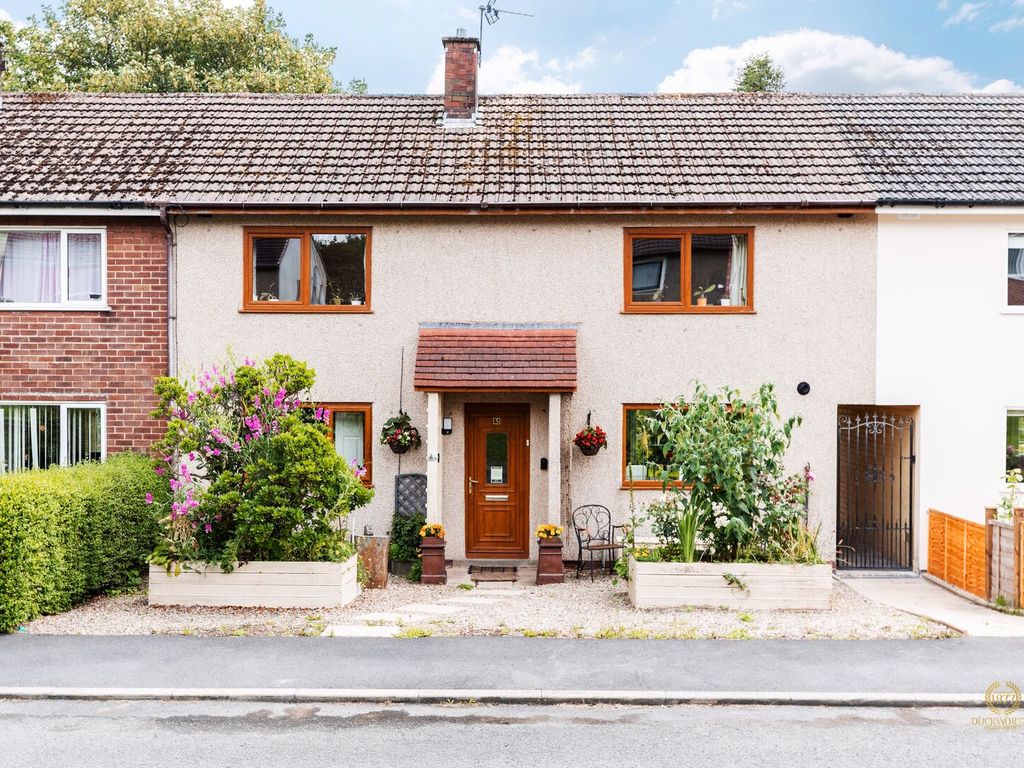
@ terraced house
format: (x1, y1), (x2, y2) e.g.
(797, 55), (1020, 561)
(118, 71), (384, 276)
(2, 33), (1023, 574)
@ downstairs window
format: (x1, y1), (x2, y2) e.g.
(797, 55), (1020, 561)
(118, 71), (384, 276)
(0, 403), (105, 473)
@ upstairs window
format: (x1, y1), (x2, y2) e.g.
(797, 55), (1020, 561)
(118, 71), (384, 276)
(1009, 234), (1024, 307)
(624, 228), (753, 313)
(0, 228), (105, 309)
(0, 403), (105, 473)
(244, 228), (371, 312)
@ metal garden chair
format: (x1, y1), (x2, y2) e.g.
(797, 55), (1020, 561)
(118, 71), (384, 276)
(572, 504), (626, 580)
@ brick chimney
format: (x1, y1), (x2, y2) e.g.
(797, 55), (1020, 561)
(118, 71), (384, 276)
(442, 30), (480, 123)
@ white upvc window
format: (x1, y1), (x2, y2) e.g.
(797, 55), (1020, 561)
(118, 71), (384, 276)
(1007, 233), (1024, 311)
(0, 402), (106, 474)
(0, 226), (107, 309)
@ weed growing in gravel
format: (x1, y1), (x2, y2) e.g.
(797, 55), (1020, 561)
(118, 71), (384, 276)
(738, 612), (754, 623)
(396, 626), (433, 639)
(520, 628), (558, 637)
(724, 628), (752, 640)
(593, 625), (628, 639)
(457, 583), (475, 591)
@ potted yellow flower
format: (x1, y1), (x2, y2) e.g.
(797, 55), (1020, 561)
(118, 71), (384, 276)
(535, 524), (564, 585)
(418, 522), (447, 584)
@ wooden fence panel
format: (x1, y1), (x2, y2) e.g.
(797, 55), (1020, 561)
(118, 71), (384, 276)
(927, 509), (987, 599)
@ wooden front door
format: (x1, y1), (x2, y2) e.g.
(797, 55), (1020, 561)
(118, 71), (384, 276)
(465, 404), (530, 559)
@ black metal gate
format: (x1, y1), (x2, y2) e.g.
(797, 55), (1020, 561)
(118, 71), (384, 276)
(836, 412), (915, 570)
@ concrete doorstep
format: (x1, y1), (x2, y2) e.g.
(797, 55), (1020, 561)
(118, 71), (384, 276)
(0, 686), (989, 708)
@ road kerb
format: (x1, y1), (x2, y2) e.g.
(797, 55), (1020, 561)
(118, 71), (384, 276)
(0, 686), (989, 708)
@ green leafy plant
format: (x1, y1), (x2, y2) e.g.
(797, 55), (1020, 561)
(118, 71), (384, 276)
(379, 412), (422, 451)
(389, 510), (426, 582)
(997, 468), (1022, 522)
(148, 353), (372, 572)
(0, 0), (365, 94)
(722, 572), (748, 592)
(0, 453), (167, 633)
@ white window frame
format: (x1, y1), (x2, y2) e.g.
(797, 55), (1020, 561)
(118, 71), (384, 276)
(1004, 230), (1024, 314)
(0, 226), (108, 310)
(0, 401), (107, 472)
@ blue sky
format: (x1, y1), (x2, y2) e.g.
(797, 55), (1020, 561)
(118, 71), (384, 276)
(2, 0), (1023, 93)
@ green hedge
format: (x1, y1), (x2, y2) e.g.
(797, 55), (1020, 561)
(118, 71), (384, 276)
(0, 452), (166, 633)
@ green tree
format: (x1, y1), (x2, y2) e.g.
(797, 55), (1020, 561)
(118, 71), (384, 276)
(0, 0), (365, 93)
(733, 53), (785, 93)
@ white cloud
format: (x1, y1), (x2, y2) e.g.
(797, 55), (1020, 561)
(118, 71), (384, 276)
(977, 77), (1024, 92)
(712, 0), (751, 20)
(455, 6), (478, 22)
(943, 2), (988, 26)
(0, 7), (25, 29)
(656, 28), (1020, 94)
(427, 45), (598, 94)
(991, 15), (1024, 30)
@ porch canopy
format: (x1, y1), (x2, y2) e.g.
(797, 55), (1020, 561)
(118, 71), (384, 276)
(414, 323), (577, 538)
(413, 322), (578, 393)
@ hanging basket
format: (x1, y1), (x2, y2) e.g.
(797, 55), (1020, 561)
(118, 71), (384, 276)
(389, 442), (411, 455)
(578, 443), (601, 457)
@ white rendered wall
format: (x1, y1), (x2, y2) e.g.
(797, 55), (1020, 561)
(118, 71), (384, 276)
(876, 210), (1024, 569)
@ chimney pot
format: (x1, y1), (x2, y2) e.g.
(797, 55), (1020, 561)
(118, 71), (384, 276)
(441, 33), (479, 123)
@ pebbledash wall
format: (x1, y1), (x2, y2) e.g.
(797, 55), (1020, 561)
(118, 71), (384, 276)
(173, 213), (877, 561)
(876, 208), (1024, 570)
(0, 218), (169, 453)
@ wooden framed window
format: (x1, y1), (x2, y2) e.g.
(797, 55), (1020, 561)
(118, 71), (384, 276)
(623, 228), (754, 314)
(320, 402), (373, 486)
(243, 228), (371, 312)
(621, 403), (680, 489)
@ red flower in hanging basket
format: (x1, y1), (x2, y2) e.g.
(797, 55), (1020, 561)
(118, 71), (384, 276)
(573, 425), (607, 455)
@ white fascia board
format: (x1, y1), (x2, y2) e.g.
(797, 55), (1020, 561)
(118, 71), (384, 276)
(0, 206), (160, 217)
(876, 205), (1024, 217)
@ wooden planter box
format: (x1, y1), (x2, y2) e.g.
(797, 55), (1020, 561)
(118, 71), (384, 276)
(148, 556), (360, 608)
(627, 558), (832, 610)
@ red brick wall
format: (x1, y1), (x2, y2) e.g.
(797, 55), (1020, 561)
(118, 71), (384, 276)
(443, 37), (479, 119)
(0, 218), (168, 454)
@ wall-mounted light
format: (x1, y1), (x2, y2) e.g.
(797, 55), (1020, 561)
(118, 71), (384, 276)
(442, 416), (453, 435)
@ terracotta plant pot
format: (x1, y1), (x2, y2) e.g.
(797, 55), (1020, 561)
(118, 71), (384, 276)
(419, 536), (447, 584)
(389, 442), (411, 455)
(577, 443), (601, 457)
(536, 536), (564, 585)
(696, 297), (708, 306)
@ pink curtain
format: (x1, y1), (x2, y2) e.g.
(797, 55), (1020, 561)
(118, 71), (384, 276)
(0, 232), (60, 303)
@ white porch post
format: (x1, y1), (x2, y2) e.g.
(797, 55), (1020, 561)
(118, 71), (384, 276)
(426, 391), (444, 525)
(547, 393), (562, 525)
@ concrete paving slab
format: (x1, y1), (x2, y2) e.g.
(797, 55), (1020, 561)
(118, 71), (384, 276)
(439, 596), (499, 605)
(840, 575), (1024, 637)
(398, 603), (463, 615)
(353, 613), (422, 624)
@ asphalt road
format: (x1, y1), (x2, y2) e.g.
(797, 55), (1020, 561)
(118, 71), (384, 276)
(2, 635), (1023, 693)
(1, 699), (1017, 768)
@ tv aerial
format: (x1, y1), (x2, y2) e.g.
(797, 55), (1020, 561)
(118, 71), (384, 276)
(478, 1), (534, 57)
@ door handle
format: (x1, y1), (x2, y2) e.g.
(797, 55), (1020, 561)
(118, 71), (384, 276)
(468, 477), (479, 494)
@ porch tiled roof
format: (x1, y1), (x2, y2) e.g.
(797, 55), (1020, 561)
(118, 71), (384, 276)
(3, 92), (1024, 208)
(413, 323), (577, 392)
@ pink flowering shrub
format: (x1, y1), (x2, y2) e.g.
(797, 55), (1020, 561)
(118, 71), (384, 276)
(149, 353), (372, 571)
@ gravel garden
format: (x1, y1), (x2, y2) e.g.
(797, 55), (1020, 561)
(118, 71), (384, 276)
(24, 573), (955, 639)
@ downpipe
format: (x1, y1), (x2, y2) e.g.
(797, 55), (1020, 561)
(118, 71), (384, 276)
(159, 206), (178, 378)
